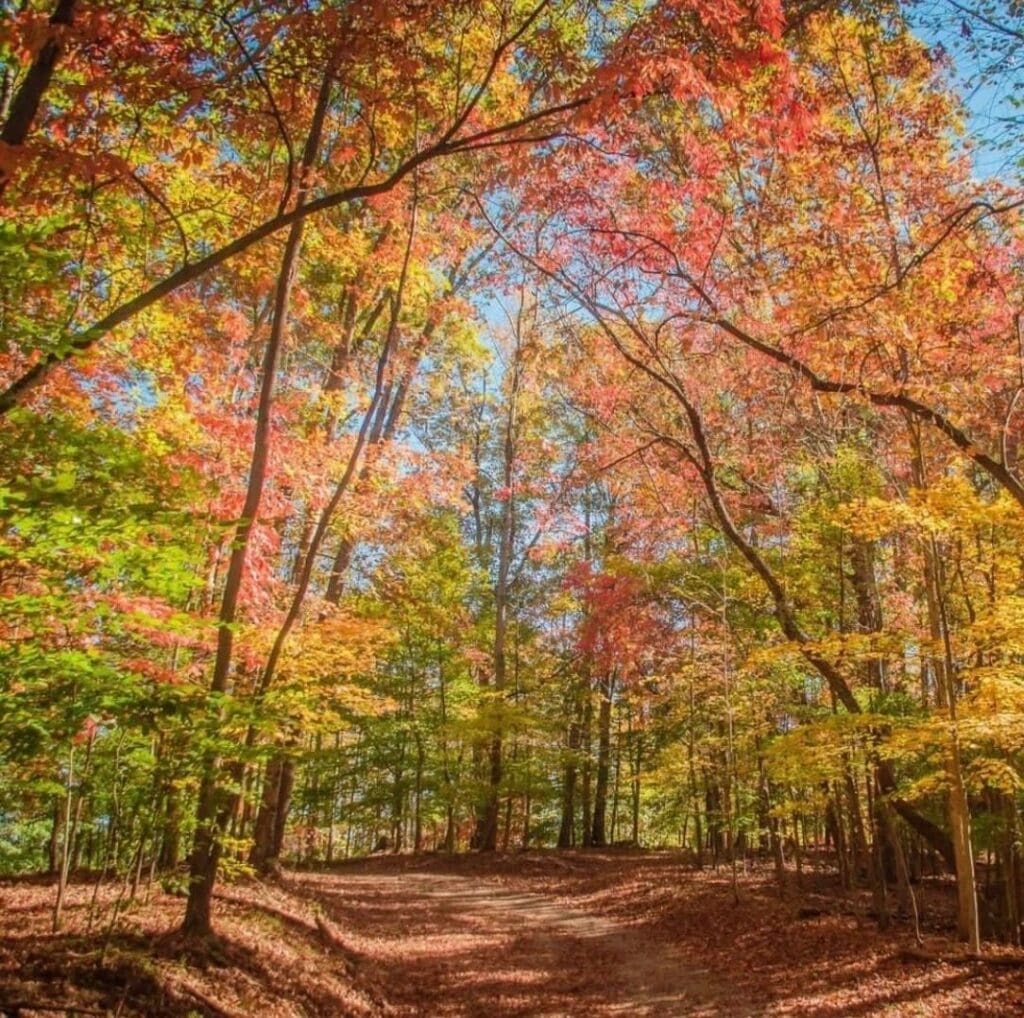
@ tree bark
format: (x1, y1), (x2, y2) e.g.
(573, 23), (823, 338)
(476, 316), (523, 851)
(558, 694), (579, 849)
(182, 68), (333, 938)
(581, 690), (594, 847)
(591, 674), (613, 847)
(0, 0), (77, 198)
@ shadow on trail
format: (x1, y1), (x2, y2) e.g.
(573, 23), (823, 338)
(295, 867), (755, 1017)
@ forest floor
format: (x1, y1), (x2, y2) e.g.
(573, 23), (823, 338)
(2, 850), (1024, 1017)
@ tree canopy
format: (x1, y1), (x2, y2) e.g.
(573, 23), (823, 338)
(2, 0), (1024, 964)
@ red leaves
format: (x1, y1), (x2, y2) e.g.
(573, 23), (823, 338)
(123, 656), (182, 684)
(754, 0), (786, 38)
(72, 715), (98, 744)
(565, 563), (674, 682)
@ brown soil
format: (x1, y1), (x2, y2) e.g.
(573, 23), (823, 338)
(294, 867), (747, 1016)
(295, 850), (1024, 1017)
(2, 851), (1023, 1017)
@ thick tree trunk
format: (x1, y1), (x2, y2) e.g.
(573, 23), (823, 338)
(249, 755), (285, 872)
(850, 537), (887, 691)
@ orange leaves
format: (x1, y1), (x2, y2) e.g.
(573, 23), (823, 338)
(753, 0), (786, 39)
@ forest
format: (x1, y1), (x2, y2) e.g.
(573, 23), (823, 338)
(2, 0), (1024, 1015)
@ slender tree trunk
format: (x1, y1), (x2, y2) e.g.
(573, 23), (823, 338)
(558, 693), (579, 849)
(630, 727), (642, 846)
(476, 319), (523, 851)
(48, 799), (62, 876)
(247, 196), (421, 867)
(866, 768), (890, 931)
(413, 734), (425, 853)
(610, 712), (623, 844)
(759, 754), (786, 896)
(909, 429), (980, 951)
(581, 689), (593, 847)
(659, 393), (956, 869)
(53, 731), (93, 933)
(182, 70), (333, 938)
(591, 674), (613, 847)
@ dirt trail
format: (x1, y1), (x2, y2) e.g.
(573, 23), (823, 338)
(296, 867), (758, 1017)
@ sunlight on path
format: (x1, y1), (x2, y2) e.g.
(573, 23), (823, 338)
(303, 870), (759, 1017)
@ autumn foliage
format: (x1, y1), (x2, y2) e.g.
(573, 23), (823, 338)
(2, 0), (1024, 997)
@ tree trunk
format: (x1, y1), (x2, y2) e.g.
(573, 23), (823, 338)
(0, 0), (78, 199)
(158, 782), (181, 871)
(183, 68), (333, 939)
(413, 735), (425, 853)
(591, 675), (613, 847)
(911, 430), (980, 951)
(558, 698), (579, 849)
(48, 799), (62, 876)
(759, 755), (786, 895)
(850, 537), (887, 691)
(249, 755), (284, 872)
(476, 320), (523, 851)
(581, 690), (593, 847)
(631, 726), (643, 846)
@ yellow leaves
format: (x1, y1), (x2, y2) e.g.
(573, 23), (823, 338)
(833, 495), (916, 540)
(937, 277), (960, 304)
(881, 667), (1024, 799)
(267, 681), (396, 729)
(960, 601), (1024, 658)
(885, 715), (949, 767)
(282, 611), (395, 685)
(765, 712), (879, 786)
(965, 757), (1023, 796)
(958, 666), (1024, 760)
(741, 642), (796, 671)
(801, 630), (907, 668)
(546, 588), (581, 617)
(832, 475), (1020, 541)
(964, 665), (1024, 711)
(900, 769), (953, 802)
(244, 609), (398, 737)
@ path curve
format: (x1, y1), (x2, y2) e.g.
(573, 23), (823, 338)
(297, 868), (759, 1017)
